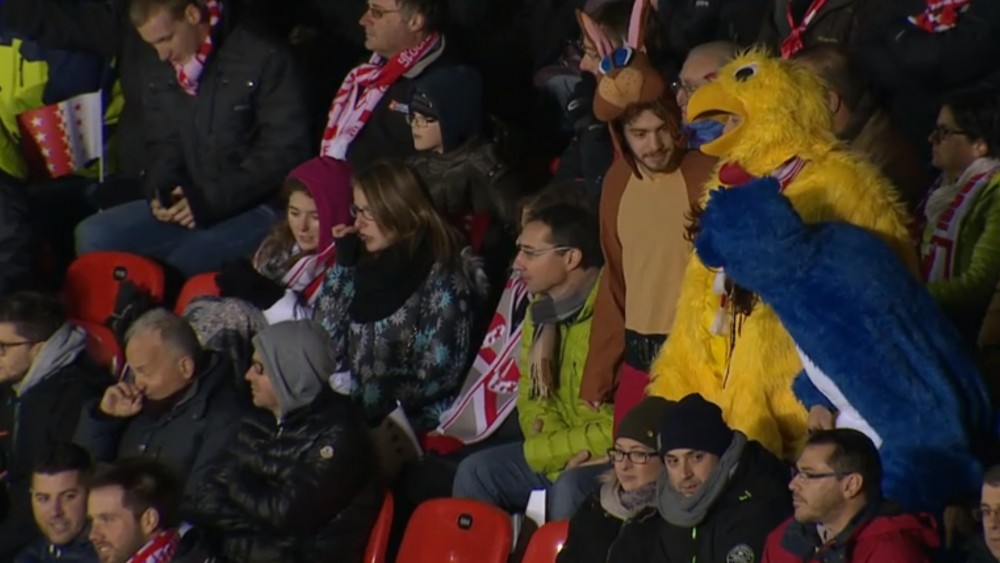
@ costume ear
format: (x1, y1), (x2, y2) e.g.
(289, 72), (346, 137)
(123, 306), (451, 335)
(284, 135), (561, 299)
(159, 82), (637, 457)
(626, 0), (651, 51)
(577, 9), (613, 60)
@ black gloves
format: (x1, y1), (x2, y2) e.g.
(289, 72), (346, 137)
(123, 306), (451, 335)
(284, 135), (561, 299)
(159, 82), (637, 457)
(215, 260), (286, 310)
(334, 232), (363, 268)
(566, 72), (600, 133)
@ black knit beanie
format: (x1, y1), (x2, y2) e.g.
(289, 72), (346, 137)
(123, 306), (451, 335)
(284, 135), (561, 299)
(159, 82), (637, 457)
(409, 65), (483, 152)
(657, 393), (734, 457)
(615, 396), (673, 450)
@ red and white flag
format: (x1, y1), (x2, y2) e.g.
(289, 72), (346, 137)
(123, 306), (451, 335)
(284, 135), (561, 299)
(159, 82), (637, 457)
(17, 90), (103, 180)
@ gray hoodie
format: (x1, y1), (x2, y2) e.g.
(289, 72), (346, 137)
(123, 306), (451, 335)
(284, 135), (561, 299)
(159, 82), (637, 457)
(252, 321), (336, 419)
(13, 323), (88, 397)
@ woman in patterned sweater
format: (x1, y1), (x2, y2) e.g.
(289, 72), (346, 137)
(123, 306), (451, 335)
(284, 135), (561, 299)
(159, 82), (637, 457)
(316, 160), (487, 432)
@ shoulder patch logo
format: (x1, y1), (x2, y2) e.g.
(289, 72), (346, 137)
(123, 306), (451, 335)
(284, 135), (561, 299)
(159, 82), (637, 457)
(319, 445), (335, 459)
(727, 544), (754, 563)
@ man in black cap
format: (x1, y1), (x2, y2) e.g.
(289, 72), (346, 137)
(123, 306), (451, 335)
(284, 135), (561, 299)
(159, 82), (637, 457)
(616, 393), (792, 563)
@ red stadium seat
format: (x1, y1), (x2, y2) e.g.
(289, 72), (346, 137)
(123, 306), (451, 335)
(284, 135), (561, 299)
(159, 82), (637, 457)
(174, 272), (221, 315)
(363, 492), (395, 563)
(397, 499), (513, 563)
(64, 252), (165, 323)
(521, 520), (570, 563)
(73, 319), (123, 376)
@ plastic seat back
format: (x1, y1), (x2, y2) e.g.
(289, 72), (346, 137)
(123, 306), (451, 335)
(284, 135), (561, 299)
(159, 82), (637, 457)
(64, 252), (165, 323)
(397, 499), (513, 563)
(174, 272), (221, 315)
(73, 319), (123, 376)
(362, 492), (394, 563)
(521, 520), (570, 563)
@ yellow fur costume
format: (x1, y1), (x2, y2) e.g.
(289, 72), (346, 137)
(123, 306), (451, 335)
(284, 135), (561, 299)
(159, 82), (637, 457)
(648, 51), (919, 461)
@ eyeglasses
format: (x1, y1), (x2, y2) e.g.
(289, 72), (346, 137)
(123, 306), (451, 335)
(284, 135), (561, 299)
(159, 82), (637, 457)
(930, 124), (970, 143)
(405, 112), (438, 128)
(0, 340), (38, 355)
(515, 245), (570, 259)
(670, 73), (718, 97)
(350, 204), (375, 221)
(974, 506), (1000, 521)
(790, 467), (854, 482)
(366, 4), (400, 19)
(607, 448), (658, 465)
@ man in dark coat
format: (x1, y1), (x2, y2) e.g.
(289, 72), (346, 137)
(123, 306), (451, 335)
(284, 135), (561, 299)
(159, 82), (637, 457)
(73, 0), (311, 277)
(0, 293), (110, 559)
(191, 321), (382, 562)
(73, 309), (242, 499)
(616, 393), (792, 563)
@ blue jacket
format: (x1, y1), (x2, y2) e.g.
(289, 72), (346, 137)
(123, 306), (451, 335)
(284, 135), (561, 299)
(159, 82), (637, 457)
(693, 177), (992, 513)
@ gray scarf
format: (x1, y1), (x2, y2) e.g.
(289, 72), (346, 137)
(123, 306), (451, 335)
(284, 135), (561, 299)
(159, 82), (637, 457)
(527, 269), (599, 400)
(13, 323), (87, 397)
(600, 473), (659, 520)
(656, 432), (748, 527)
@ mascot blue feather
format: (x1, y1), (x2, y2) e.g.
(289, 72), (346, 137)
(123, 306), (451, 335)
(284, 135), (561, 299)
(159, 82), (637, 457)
(694, 177), (991, 513)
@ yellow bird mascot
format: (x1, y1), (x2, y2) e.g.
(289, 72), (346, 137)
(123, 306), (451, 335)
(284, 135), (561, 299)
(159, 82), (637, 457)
(648, 51), (919, 461)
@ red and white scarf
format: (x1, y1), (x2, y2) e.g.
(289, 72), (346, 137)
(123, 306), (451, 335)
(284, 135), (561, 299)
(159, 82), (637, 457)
(319, 33), (442, 160)
(125, 529), (180, 563)
(909, 0), (971, 33)
(173, 0), (222, 96)
(262, 243), (337, 324)
(921, 158), (1000, 282)
(710, 157), (807, 335)
(780, 0), (828, 59)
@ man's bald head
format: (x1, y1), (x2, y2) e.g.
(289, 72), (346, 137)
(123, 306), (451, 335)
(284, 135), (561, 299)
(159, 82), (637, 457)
(677, 41), (738, 117)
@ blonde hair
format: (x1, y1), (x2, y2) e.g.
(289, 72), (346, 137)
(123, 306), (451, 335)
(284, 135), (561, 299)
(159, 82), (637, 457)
(353, 160), (464, 266)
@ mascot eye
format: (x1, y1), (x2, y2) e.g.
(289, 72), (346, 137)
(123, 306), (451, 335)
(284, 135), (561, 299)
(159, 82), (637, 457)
(733, 64), (758, 82)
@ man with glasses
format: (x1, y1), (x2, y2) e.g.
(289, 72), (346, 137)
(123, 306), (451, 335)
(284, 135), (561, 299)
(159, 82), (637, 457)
(453, 202), (613, 521)
(673, 41), (735, 149)
(967, 465), (1000, 562)
(763, 429), (938, 562)
(616, 393), (790, 563)
(74, 309), (242, 500)
(0, 292), (109, 559)
(320, 0), (450, 169)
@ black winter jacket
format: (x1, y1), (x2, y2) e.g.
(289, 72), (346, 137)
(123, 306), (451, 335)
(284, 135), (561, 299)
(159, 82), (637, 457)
(0, 0), (159, 181)
(557, 491), (660, 563)
(73, 352), (242, 498)
(0, 360), (110, 559)
(14, 533), (97, 563)
(191, 391), (382, 563)
(0, 183), (31, 296)
(616, 441), (793, 563)
(142, 18), (311, 227)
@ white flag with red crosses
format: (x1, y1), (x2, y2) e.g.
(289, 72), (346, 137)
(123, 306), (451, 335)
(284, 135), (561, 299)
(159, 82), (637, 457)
(17, 90), (103, 180)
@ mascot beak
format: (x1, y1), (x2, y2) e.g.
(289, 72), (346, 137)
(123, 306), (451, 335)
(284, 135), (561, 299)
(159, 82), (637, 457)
(686, 81), (746, 158)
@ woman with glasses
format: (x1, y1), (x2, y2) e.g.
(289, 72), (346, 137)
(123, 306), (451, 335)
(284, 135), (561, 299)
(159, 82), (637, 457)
(557, 397), (671, 563)
(316, 159), (486, 434)
(920, 86), (1000, 343)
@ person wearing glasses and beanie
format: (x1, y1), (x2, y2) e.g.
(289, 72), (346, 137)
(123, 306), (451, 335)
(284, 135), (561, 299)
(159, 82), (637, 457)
(920, 86), (1000, 345)
(557, 396), (671, 563)
(763, 429), (939, 562)
(617, 393), (790, 563)
(404, 65), (524, 292)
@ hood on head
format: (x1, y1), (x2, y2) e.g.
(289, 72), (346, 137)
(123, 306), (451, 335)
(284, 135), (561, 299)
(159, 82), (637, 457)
(685, 49), (835, 171)
(286, 157), (354, 251)
(252, 321), (335, 418)
(410, 65), (483, 153)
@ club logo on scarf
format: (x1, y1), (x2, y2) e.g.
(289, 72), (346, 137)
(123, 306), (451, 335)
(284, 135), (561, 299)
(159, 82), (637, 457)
(726, 544), (754, 563)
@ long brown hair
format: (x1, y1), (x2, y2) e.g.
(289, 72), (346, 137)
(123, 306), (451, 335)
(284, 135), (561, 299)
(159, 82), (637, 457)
(253, 179), (313, 271)
(612, 97), (687, 173)
(353, 160), (464, 266)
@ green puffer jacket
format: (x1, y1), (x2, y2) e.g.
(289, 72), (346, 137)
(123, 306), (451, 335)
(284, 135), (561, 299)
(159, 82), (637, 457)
(924, 172), (1000, 339)
(517, 273), (614, 481)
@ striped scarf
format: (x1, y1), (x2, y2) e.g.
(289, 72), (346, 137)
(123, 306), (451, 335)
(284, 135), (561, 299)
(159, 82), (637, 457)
(125, 529), (180, 563)
(173, 0), (221, 96)
(319, 33), (442, 160)
(909, 0), (971, 33)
